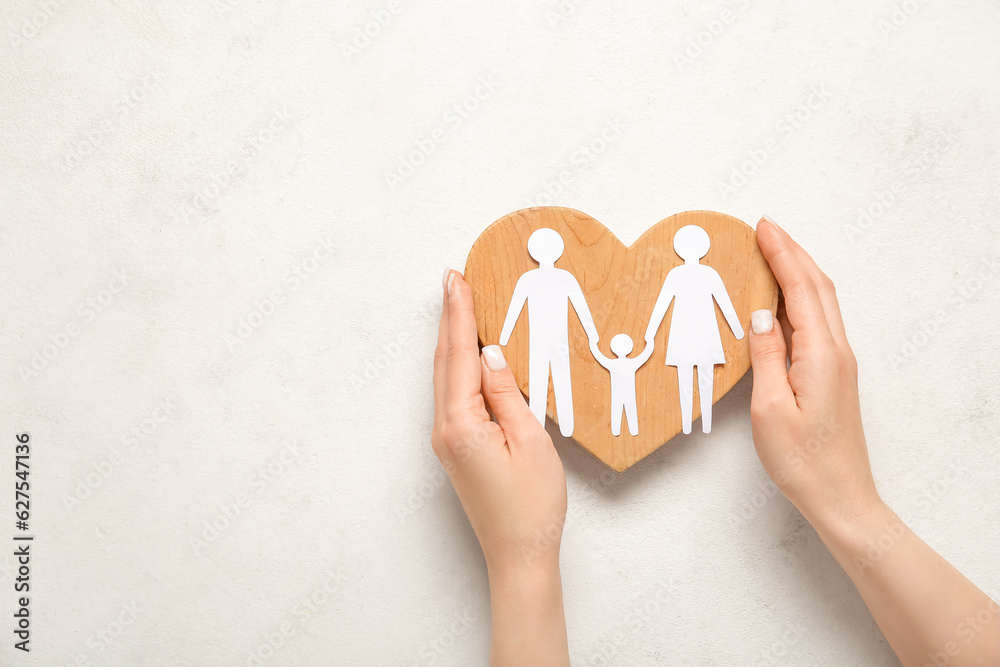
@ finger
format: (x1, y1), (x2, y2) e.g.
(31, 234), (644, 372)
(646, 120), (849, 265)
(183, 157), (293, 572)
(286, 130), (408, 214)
(480, 345), (540, 446)
(445, 271), (486, 418)
(433, 269), (451, 428)
(756, 218), (834, 345)
(776, 294), (793, 358)
(749, 309), (796, 413)
(766, 217), (850, 348)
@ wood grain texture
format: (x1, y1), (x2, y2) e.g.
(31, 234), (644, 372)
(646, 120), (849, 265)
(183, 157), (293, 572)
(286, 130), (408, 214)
(464, 207), (778, 471)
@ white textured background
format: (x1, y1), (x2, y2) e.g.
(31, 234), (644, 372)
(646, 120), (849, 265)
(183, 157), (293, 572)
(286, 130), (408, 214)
(1, 1), (998, 665)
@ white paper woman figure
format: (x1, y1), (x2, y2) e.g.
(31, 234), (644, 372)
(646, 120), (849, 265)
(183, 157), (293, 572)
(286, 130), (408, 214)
(644, 225), (744, 434)
(589, 334), (654, 437)
(500, 228), (599, 437)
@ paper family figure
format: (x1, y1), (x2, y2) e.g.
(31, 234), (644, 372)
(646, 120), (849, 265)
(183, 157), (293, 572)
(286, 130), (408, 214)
(499, 228), (599, 436)
(645, 225), (744, 434)
(500, 224), (743, 439)
(589, 334), (655, 436)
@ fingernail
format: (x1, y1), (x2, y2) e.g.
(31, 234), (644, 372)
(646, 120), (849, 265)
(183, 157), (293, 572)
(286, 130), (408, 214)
(482, 345), (507, 370)
(761, 213), (781, 231)
(442, 268), (451, 291)
(447, 272), (455, 294)
(751, 309), (774, 334)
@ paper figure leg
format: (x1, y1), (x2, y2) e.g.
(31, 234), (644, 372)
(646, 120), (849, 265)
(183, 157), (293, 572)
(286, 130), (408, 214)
(697, 365), (714, 433)
(676, 364), (694, 435)
(610, 398), (623, 437)
(550, 351), (574, 437)
(528, 353), (549, 427)
(624, 393), (639, 436)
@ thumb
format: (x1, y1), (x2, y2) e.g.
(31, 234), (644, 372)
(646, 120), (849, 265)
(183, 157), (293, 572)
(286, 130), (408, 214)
(748, 309), (795, 411)
(480, 345), (542, 439)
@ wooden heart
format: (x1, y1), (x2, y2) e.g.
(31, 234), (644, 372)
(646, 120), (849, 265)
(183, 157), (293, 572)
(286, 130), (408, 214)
(464, 207), (778, 471)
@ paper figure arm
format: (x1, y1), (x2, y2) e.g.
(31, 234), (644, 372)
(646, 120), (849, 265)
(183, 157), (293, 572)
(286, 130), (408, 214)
(634, 339), (655, 367)
(499, 276), (530, 346)
(567, 277), (599, 343)
(588, 338), (612, 370)
(711, 270), (745, 340)
(644, 274), (676, 344)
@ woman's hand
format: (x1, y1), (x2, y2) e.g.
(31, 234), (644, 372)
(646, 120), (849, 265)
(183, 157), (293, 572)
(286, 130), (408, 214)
(747, 217), (879, 528)
(432, 268), (569, 667)
(748, 216), (999, 667)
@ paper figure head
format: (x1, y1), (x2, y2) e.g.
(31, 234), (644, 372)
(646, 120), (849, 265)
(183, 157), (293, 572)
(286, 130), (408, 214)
(527, 228), (564, 264)
(673, 225), (710, 262)
(610, 333), (634, 357)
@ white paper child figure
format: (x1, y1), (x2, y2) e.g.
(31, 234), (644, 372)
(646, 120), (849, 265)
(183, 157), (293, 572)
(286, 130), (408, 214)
(589, 334), (655, 437)
(644, 225), (744, 435)
(500, 227), (599, 437)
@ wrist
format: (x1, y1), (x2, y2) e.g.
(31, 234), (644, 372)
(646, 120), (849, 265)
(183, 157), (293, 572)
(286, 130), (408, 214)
(487, 558), (568, 666)
(488, 555), (563, 623)
(488, 555), (561, 593)
(806, 496), (900, 571)
(794, 482), (884, 538)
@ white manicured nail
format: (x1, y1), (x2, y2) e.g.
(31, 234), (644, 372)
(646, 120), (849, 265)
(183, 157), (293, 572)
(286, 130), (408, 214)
(447, 272), (455, 294)
(442, 268), (451, 290)
(482, 345), (506, 370)
(752, 309), (774, 334)
(761, 213), (781, 231)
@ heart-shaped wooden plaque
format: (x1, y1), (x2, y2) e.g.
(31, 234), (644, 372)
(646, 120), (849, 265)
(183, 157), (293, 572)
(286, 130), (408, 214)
(464, 207), (778, 471)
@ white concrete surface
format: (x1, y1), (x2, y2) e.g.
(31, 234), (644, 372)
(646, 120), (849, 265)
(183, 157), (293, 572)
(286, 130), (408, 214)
(1, 1), (998, 665)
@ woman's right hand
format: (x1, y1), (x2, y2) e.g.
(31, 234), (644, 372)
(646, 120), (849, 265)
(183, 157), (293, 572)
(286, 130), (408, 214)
(746, 216), (999, 667)
(747, 216), (881, 528)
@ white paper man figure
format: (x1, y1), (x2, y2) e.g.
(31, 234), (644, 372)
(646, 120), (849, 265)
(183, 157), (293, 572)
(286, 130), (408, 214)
(499, 227), (599, 437)
(644, 225), (744, 435)
(589, 334), (655, 437)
